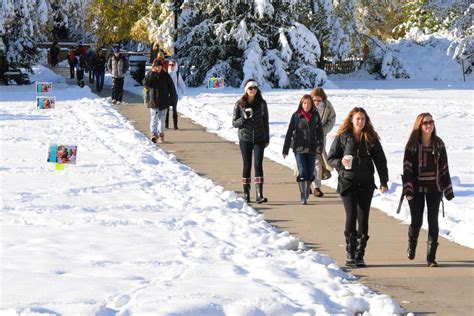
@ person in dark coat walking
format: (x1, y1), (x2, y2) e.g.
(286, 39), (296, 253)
(232, 79), (269, 204)
(93, 48), (107, 92)
(143, 59), (177, 144)
(403, 113), (454, 267)
(107, 47), (129, 104)
(86, 47), (95, 84)
(328, 107), (388, 267)
(49, 41), (60, 67)
(67, 46), (76, 79)
(282, 94), (324, 204)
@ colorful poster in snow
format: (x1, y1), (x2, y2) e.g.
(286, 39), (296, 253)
(36, 96), (56, 109)
(47, 144), (77, 164)
(208, 77), (224, 89)
(36, 82), (53, 93)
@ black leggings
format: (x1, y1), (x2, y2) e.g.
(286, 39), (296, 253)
(409, 191), (442, 242)
(340, 184), (375, 235)
(239, 141), (265, 179)
(166, 100), (178, 128)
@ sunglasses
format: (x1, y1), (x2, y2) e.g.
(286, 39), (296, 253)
(247, 87), (257, 91)
(169, 63), (175, 66)
(421, 120), (435, 126)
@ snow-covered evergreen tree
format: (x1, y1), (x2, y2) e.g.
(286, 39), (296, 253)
(176, 0), (327, 88)
(2, 0), (39, 71)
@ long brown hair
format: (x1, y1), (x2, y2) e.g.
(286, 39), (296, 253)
(239, 79), (264, 107)
(336, 107), (379, 146)
(298, 94), (316, 112)
(406, 113), (441, 149)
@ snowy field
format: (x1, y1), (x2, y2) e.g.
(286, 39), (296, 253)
(126, 73), (474, 249)
(1, 67), (403, 314)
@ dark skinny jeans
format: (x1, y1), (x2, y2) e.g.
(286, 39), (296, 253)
(94, 70), (105, 92)
(340, 183), (375, 236)
(239, 141), (265, 179)
(295, 152), (317, 181)
(409, 191), (442, 242)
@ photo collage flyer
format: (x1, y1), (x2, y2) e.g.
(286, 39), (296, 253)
(36, 81), (55, 109)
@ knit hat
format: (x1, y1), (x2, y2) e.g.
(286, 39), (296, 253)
(113, 47), (120, 53)
(153, 60), (163, 67)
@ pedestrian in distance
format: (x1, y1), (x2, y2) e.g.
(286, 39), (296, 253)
(310, 87), (336, 198)
(232, 79), (269, 204)
(107, 46), (129, 104)
(282, 95), (324, 205)
(93, 47), (107, 92)
(166, 59), (186, 130)
(143, 59), (177, 144)
(402, 113), (454, 267)
(49, 41), (60, 67)
(86, 46), (95, 84)
(327, 107), (389, 267)
(75, 51), (86, 88)
(67, 46), (76, 79)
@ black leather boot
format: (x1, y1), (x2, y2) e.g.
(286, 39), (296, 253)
(427, 236), (439, 267)
(355, 234), (369, 267)
(407, 226), (419, 260)
(344, 231), (357, 267)
(242, 178), (251, 203)
(298, 181), (307, 204)
(255, 177), (268, 204)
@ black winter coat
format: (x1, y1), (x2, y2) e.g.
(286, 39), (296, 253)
(282, 111), (324, 156)
(143, 70), (177, 110)
(328, 131), (388, 194)
(93, 55), (107, 73)
(232, 99), (269, 144)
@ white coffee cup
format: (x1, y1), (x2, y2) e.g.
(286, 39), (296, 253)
(343, 155), (353, 170)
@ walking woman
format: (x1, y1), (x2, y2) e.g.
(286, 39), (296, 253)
(310, 87), (336, 198)
(328, 107), (388, 267)
(232, 79), (269, 204)
(403, 113), (454, 267)
(282, 95), (324, 204)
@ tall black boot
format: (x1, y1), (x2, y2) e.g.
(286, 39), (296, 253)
(407, 226), (419, 260)
(255, 177), (268, 204)
(427, 236), (439, 267)
(242, 178), (251, 203)
(298, 180), (307, 204)
(355, 234), (369, 267)
(344, 231), (357, 267)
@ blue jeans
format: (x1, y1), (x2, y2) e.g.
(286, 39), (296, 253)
(295, 153), (317, 181)
(94, 70), (105, 92)
(239, 141), (265, 178)
(150, 108), (168, 135)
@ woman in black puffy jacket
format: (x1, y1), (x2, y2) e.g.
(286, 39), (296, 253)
(232, 79), (269, 204)
(282, 94), (324, 205)
(328, 107), (388, 267)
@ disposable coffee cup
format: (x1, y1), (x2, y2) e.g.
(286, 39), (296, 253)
(343, 155), (353, 170)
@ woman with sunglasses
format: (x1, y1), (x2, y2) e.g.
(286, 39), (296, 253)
(328, 107), (388, 267)
(403, 113), (454, 267)
(232, 79), (269, 204)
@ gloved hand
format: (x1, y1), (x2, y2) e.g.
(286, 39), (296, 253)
(243, 108), (253, 119)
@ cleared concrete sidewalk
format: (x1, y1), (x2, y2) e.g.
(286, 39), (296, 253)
(58, 68), (474, 315)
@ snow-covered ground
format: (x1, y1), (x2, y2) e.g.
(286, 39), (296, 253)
(126, 73), (474, 249)
(1, 66), (403, 314)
